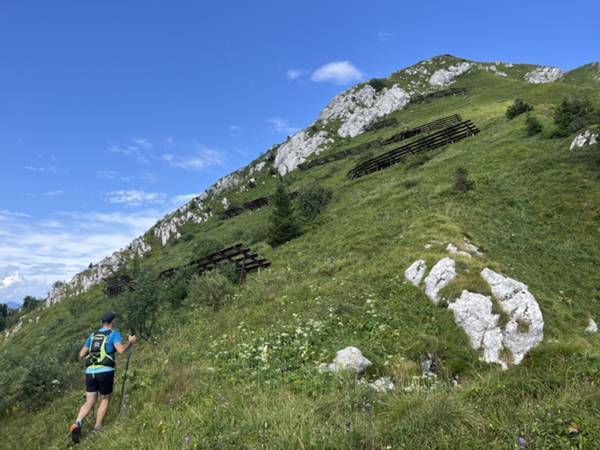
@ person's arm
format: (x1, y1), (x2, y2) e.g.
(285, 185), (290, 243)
(79, 334), (91, 359)
(79, 345), (89, 359)
(114, 335), (137, 354)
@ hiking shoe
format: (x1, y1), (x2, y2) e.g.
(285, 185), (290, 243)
(69, 422), (81, 444)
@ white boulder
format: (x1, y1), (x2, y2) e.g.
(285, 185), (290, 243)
(585, 318), (598, 333)
(424, 257), (456, 303)
(463, 237), (483, 256)
(481, 268), (544, 364)
(570, 129), (598, 151)
(447, 243), (471, 258)
(429, 62), (472, 87)
(524, 66), (563, 84)
(405, 260), (427, 287)
(274, 130), (333, 175)
(326, 346), (372, 374)
(448, 291), (504, 366)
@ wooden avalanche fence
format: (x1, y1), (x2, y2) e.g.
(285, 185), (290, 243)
(381, 114), (462, 145)
(222, 196), (269, 219)
(410, 87), (467, 104)
(159, 243), (271, 283)
(298, 114), (462, 171)
(348, 119), (480, 180)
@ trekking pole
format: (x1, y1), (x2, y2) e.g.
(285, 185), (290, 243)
(118, 346), (133, 416)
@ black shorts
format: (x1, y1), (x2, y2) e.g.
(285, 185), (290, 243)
(85, 371), (115, 395)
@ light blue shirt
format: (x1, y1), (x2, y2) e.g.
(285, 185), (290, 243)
(84, 327), (122, 374)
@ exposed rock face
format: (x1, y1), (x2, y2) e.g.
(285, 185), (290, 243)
(524, 66), (563, 84)
(45, 237), (153, 307)
(447, 243), (471, 258)
(404, 259), (426, 287)
(463, 237), (483, 256)
(585, 318), (598, 333)
(478, 63), (508, 77)
(207, 174), (240, 195)
(423, 257), (456, 303)
(480, 268), (544, 364)
(325, 346), (372, 374)
(369, 376), (395, 392)
(153, 196), (210, 246)
(249, 161), (266, 175)
(319, 84), (410, 138)
(570, 129), (599, 151)
(448, 291), (504, 365)
(274, 130), (333, 175)
(429, 62), (472, 86)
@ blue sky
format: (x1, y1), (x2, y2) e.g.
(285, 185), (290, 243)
(1, 0), (598, 305)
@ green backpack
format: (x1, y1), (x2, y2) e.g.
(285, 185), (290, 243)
(85, 329), (116, 368)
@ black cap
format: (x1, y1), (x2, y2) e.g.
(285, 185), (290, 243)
(101, 311), (116, 324)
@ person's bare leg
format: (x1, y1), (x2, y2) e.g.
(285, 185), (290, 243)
(76, 392), (97, 423)
(94, 394), (111, 429)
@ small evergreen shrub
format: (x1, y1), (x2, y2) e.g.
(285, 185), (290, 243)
(296, 184), (332, 220)
(187, 270), (235, 311)
(506, 99), (533, 119)
(553, 96), (598, 136)
(367, 78), (386, 92)
(454, 167), (474, 193)
(268, 183), (300, 246)
(525, 115), (543, 136)
(403, 179), (418, 189)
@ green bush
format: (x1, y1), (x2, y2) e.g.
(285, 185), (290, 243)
(187, 270), (235, 311)
(506, 99), (533, 119)
(119, 267), (160, 339)
(454, 167), (474, 193)
(296, 184), (333, 220)
(268, 183), (300, 246)
(367, 78), (386, 92)
(553, 97), (598, 136)
(525, 115), (543, 136)
(157, 267), (191, 309)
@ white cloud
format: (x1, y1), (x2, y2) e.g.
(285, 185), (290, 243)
(42, 190), (64, 197)
(286, 69), (308, 81)
(267, 118), (299, 135)
(96, 170), (119, 179)
(228, 125), (243, 137)
(170, 193), (199, 205)
(161, 142), (224, 171)
(311, 61), (364, 85)
(0, 208), (166, 303)
(1, 272), (22, 289)
(107, 190), (167, 206)
(24, 165), (59, 174)
(0, 210), (31, 220)
(377, 31), (393, 42)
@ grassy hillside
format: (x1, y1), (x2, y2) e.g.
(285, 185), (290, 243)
(1, 57), (599, 449)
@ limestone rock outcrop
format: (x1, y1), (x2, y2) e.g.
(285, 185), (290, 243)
(524, 66), (563, 84)
(405, 247), (544, 368)
(429, 62), (472, 87)
(423, 257), (456, 303)
(319, 84), (411, 138)
(570, 128), (598, 151)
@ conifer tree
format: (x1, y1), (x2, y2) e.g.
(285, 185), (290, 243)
(268, 182), (300, 246)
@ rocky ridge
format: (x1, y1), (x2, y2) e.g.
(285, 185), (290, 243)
(40, 56), (573, 311)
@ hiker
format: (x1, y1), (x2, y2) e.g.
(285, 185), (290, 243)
(69, 311), (136, 443)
